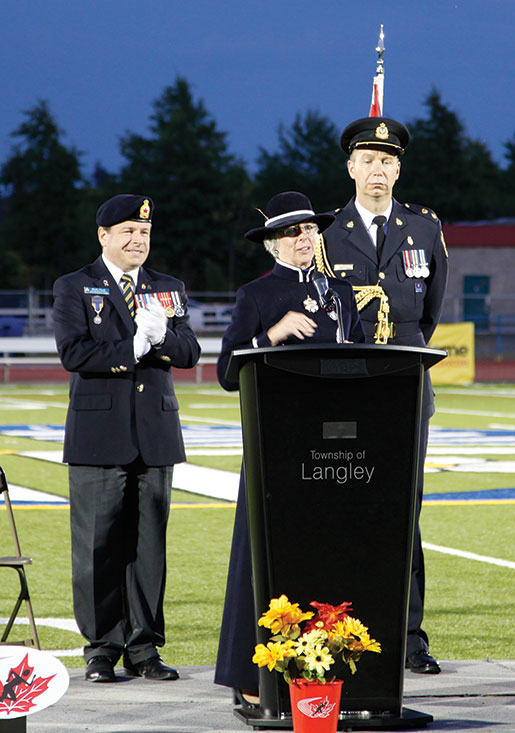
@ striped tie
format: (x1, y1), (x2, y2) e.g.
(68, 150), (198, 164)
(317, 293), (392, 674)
(120, 274), (135, 317)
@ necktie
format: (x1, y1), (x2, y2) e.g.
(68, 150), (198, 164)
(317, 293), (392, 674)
(373, 215), (387, 260)
(120, 274), (135, 317)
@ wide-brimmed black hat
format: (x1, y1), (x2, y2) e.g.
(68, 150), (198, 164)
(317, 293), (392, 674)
(340, 117), (410, 156)
(244, 192), (335, 243)
(96, 194), (154, 227)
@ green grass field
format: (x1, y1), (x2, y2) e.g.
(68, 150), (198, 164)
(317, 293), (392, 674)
(0, 381), (514, 669)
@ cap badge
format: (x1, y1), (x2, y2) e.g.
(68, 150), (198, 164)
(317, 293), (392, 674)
(375, 123), (389, 140)
(139, 199), (151, 219)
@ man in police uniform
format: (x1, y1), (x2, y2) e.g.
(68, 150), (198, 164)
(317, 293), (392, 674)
(316, 117), (448, 674)
(53, 194), (200, 682)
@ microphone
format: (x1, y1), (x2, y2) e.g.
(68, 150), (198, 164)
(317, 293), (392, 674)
(312, 270), (334, 311)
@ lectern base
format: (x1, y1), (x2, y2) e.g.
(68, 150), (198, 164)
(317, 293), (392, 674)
(234, 706), (433, 730)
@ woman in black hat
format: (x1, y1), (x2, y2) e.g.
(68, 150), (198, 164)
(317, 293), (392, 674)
(214, 192), (364, 705)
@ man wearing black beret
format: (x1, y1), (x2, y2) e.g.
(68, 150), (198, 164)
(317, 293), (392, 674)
(316, 117), (448, 674)
(53, 194), (200, 682)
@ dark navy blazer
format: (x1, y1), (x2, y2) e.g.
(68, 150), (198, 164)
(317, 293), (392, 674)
(320, 198), (449, 417)
(217, 260), (365, 390)
(53, 256), (200, 466)
(321, 198), (448, 345)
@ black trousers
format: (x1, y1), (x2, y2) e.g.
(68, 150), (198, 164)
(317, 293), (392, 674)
(69, 460), (172, 664)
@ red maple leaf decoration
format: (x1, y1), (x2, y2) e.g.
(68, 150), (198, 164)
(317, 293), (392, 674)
(0, 654), (56, 716)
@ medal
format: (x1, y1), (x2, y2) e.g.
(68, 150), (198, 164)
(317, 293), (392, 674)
(402, 249), (429, 278)
(303, 296), (319, 313)
(90, 296), (104, 324)
(171, 291), (184, 317)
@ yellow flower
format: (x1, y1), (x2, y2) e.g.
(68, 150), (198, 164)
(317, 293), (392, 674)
(258, 595), (314, 637)
(303, 645), (334, 677)
(252, 640), (296, 671)
(332, 617), (382, 654)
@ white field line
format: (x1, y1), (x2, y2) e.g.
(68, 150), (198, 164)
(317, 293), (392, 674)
(422, 542), (515, 569)
(437, 388), (515, 397)
(437, 408), (515, 419)
(180, 414), (240, 426)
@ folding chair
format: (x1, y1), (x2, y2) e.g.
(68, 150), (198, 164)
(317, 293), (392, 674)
(0, 466), (40, 648)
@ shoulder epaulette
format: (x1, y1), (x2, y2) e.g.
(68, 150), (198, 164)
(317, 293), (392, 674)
(403, 202), (440, 224)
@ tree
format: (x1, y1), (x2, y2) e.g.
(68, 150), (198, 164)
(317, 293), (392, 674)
(0, 100), (85, 287)
(500, 135), (515, 216)
(253, 109), (353, 214)
(119, 77), (251, 291)
(396, 89), (504, 221)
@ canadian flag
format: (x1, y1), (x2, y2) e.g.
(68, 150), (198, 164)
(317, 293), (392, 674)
(369, 75), (383, 117)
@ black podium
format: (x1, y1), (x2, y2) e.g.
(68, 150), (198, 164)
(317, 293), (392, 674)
(226, 344), (446, 731)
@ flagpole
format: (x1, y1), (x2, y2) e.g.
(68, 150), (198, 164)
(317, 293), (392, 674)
(369, 24), (385, 117)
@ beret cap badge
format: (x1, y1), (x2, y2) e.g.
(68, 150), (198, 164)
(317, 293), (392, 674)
(139, 199), (151, 220)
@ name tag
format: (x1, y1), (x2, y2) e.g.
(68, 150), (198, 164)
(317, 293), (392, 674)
(84, 287), (110, 295)
(334, 264), (354, 271)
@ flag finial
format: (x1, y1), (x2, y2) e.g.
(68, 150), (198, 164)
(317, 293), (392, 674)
(369, 25), (385, 117)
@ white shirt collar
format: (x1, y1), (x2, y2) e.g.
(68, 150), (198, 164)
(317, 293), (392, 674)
(354, 199), (393, 236)
(102, 254), (140, 287)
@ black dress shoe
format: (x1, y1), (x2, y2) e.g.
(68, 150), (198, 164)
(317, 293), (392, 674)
(405, 650), (441, 674)
(233, 688), (260, 709)
(85, 656), (116, 683)
(124, 655), (179, 680)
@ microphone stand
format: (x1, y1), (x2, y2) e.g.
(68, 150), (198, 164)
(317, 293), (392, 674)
(326, 290), (345, 344)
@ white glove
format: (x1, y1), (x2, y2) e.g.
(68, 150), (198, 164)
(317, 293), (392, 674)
(135, 300), (168, 346)
(133, 328), (152, 361)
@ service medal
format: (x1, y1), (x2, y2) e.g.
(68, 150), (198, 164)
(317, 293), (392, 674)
(303, 296), (319, 313)
(90, 296), (104, 324)
(171, 291), (185, 317)
(402, 251), (415, 278)
(156, 292), (176, 317)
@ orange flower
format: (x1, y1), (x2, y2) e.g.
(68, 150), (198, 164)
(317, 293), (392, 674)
(304, 600), (353, 632)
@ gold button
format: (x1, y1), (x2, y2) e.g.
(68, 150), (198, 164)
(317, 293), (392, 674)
(340, 272), (346, 278)
(137, 384), (144, 392)
(379, 272), (385, 279)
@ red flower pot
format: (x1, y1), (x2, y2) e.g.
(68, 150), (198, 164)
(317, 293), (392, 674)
(289, 679), (343, 733)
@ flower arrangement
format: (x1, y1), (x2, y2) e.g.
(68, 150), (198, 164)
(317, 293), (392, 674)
(252, 595), (381, 684)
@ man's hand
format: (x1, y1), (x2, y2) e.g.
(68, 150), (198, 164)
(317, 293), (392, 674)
(135, 300), (168, 346)
(267, 311), (317, 346)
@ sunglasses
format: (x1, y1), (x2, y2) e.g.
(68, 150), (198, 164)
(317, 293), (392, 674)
(277, 223), (318, 238)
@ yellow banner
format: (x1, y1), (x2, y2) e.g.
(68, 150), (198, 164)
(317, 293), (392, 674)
(428, 323), (475, 384)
